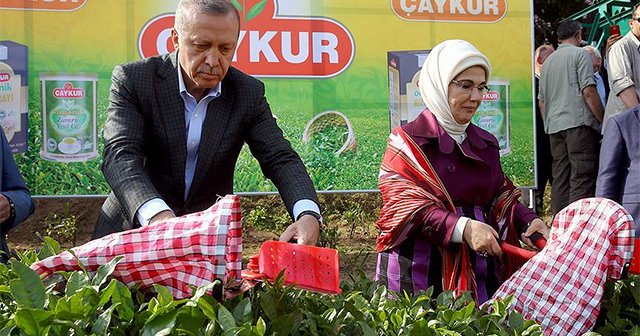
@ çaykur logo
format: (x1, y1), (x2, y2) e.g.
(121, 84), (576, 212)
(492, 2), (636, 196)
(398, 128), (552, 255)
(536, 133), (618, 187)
(483, 91), (500, 101)
(391, 0), (507, 23)
(138, 0), (355, 78)
(53, 83), (85, 99)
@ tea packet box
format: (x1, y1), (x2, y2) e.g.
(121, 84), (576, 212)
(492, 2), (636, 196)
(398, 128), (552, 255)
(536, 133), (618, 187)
(387, 50), (430, 130)
(472, 80), (511, 156)
(0, 41), (28, 154)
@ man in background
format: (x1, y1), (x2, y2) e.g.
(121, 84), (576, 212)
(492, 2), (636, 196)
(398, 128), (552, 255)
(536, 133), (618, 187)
(583, 45), (608, 108)
(534, 44), (554, 215)
(538, 19), (604, 215)
(94, 0), (322, 244)
(604, 3), (640, 129)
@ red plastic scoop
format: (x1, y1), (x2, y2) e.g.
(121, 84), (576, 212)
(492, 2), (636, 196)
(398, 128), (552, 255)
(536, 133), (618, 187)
(241, 241), (342, 294)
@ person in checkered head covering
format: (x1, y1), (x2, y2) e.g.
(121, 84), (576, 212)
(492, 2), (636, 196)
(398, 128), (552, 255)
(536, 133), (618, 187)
(375, 39), (550, 303)
(487, 197), (634, 335)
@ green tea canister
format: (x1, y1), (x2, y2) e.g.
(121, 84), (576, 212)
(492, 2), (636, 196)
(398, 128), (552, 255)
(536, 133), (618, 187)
(39, 73), (97, 162)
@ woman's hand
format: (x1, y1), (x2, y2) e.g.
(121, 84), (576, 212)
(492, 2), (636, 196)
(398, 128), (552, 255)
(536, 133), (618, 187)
(463, 219), (502, 257)
(521, 218), (550, 249)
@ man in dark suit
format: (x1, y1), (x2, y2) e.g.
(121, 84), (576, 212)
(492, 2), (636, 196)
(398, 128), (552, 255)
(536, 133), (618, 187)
(94, 0), (322, 245)
(596, 105), (640, 235)
(0, 131), (34, 262)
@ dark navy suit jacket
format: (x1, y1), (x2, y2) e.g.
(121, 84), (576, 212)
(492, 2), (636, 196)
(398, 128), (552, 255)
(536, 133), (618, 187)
(596, 105), (640, 235)
(0, 131), (34, 262)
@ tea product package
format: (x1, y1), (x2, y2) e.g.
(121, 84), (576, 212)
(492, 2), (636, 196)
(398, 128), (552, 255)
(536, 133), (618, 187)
(0, 41), (29, 153)
(39, 73), (98, 162)
(471, 80), (511, 156)
(387, 50), (430, 130)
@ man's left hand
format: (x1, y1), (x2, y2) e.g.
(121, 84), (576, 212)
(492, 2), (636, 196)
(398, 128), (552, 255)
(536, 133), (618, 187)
(0, 195), (10, 225)
(279, 214), (320, 246)
(521, 218), (550, 249)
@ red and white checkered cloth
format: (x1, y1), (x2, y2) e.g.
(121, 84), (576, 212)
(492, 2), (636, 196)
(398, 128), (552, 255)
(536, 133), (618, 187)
(31, 195), (243, 299)
(486, 197), (635, 335)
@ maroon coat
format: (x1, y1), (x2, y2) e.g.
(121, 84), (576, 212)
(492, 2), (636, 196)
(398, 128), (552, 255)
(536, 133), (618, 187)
(407, 110), (538, 243)
(376, 109), (538, 302)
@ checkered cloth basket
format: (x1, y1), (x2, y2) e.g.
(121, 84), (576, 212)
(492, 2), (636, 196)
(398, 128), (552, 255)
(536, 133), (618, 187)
(302, 110), (357, 155)
(486, 197), (634, 335)
(31, 195), (243, 299)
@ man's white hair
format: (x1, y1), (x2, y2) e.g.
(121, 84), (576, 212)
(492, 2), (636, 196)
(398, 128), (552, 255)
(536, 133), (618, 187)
(582, 45), (602, 60)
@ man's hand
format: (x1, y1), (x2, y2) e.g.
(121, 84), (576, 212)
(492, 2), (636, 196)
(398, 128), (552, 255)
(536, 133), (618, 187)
(605, 33), (622, 55)
(462, 219), (502, 257)
(0, 195), (10, 224)
(582, 85), (604, 123)
(279, 214), (320, 246)
(521, 218), (550, 249)
(148, 210), (175, 225)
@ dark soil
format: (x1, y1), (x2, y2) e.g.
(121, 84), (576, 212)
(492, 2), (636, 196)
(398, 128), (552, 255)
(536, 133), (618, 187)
(8, 196), (106, 252)
(7, 193), (382, 280)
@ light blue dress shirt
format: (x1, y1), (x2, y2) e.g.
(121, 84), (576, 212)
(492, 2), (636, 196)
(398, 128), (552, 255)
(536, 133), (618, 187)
(594, 72), (606, 109)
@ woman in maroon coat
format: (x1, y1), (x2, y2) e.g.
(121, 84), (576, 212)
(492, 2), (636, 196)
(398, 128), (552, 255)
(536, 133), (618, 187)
(375, 40), (549, 303)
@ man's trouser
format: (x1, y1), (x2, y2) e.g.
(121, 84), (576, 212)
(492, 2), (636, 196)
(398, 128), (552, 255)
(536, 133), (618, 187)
(549, 126), (600, 216)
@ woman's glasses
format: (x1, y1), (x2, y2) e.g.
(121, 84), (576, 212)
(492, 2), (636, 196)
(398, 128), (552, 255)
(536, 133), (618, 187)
(451, 79), (490, 95)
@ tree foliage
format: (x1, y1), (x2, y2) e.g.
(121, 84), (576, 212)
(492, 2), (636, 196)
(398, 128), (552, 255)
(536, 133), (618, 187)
(534, 0), (596, 47)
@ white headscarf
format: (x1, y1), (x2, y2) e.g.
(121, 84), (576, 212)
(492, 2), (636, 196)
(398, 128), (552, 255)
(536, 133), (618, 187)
(419, 39), (491, 136)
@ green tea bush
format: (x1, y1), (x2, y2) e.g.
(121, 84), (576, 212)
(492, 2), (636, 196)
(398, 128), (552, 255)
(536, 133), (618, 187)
(0, 238), (546, 336)
(0, 239), (638, 335)
(594, 275), (640, 335)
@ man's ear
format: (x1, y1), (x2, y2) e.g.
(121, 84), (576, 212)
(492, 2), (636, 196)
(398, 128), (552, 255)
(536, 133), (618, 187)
(170, 28), (180, 50)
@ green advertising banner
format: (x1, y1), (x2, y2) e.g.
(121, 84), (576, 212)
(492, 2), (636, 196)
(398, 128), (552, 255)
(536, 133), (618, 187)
(0, 0), (535, 196)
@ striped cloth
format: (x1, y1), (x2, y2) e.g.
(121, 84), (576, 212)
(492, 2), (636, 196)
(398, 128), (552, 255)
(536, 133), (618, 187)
(377, 206), (504, 303)
(31, 195), (243, 299)
(487, 198), (635, 335)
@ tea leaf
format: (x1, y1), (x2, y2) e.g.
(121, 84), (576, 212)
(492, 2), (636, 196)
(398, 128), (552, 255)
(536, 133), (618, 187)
(255, 317), (266, 335)
(142, 309), (179, 336)
(13, 308), (54, 336)
(37, 237), (61, 260)
(96, 279), (116, 308)
(197, 296), (217, 321)
(233, 298), (253, 325)
(508, 310), (525, 331)
(9, 261), (46, 309)
(65, 271), (90, 296)
(217, 305), (237, 331)
(270, 314), (294, 335)
(91, 255), (123, 288)
(112, 281), (135, 322)
(91, 304), (117, 335)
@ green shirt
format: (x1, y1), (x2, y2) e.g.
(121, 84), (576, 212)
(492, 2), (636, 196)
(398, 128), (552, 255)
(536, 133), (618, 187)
(538, 43), (599, 134)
